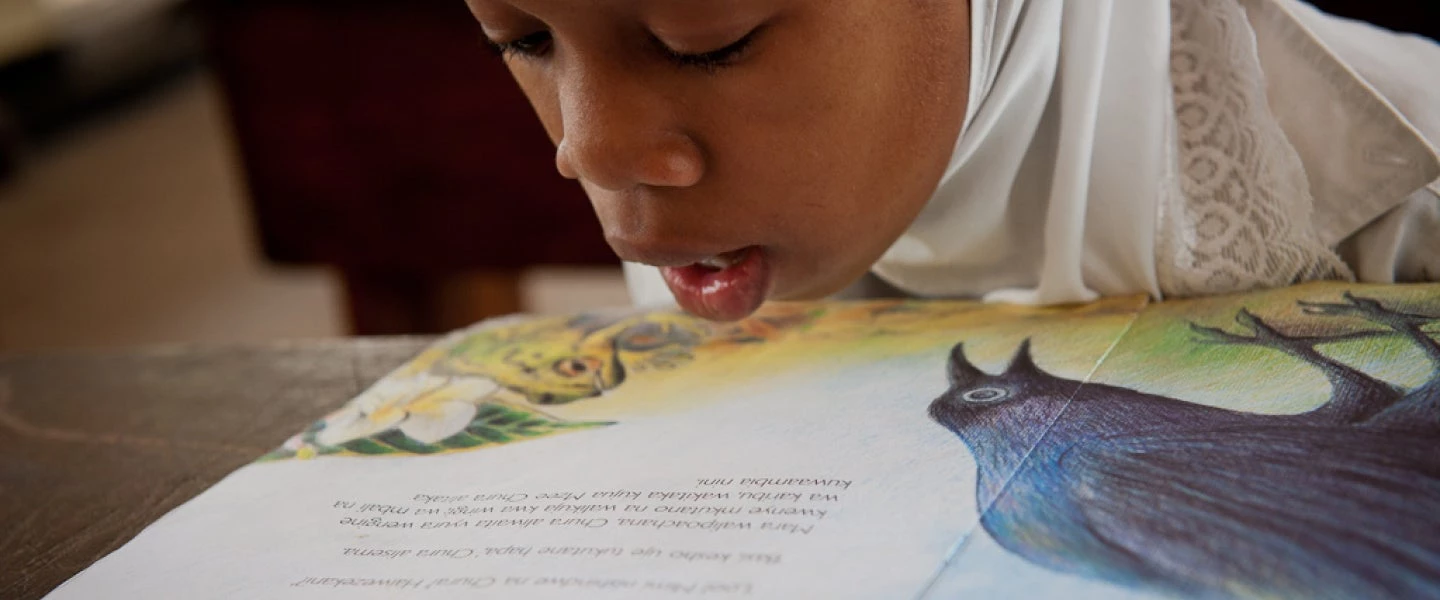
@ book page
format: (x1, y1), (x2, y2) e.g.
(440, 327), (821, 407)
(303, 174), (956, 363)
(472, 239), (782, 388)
(45, 297), (1146, 599)
(47, 283), (1440, 599)
(923, 283), (1440, 599)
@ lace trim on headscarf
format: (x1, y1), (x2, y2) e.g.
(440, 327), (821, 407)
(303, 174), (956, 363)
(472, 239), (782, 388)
(1156, 0), (1353, 296)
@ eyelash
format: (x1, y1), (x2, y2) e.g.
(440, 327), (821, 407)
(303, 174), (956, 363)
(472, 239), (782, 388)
(653, 28), (761, 71)
(486, 28), (761, 72)
(485, 31), (553, 59)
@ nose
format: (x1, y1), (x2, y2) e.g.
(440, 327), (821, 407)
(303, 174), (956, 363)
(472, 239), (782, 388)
(553, 66), (705, 191)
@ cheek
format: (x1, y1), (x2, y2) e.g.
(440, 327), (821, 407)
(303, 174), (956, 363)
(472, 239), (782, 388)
(747, 17), (959, 178)
(802, 15), (965, 225)
(508, 66), (564, 145)
(748, 7), (965, 295)
(714, 42), (958, 240)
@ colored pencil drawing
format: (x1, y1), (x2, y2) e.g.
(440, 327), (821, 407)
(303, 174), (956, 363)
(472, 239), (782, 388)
(930, 291), (1440, 598)
(263, 298), (1131, 461)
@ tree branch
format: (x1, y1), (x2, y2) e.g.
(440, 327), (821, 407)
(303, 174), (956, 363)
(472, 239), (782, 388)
(1189, 322), (1264, 346)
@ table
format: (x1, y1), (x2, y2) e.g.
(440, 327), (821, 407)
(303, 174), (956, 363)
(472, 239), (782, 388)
(0, 337), (433, 600)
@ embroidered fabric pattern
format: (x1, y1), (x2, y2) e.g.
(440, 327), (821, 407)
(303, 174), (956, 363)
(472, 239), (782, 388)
(1157, 0), (1352, 296)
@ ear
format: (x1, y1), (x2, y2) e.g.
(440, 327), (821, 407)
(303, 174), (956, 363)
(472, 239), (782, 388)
(1006, 339), (1039, 374)
(947, 342), (983, 387)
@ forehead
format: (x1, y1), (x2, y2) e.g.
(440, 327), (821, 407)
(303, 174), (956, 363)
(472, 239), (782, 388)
(466, 0), (792, 26)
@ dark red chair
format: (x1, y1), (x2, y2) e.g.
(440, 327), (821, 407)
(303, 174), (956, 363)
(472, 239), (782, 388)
(205, 0), (616, 334)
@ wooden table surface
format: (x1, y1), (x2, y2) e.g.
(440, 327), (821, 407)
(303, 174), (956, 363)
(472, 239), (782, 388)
(0, 337), (434, 600)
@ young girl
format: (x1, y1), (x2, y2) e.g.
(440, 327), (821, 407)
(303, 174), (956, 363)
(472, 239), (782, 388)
(468, 0), (1440, 321)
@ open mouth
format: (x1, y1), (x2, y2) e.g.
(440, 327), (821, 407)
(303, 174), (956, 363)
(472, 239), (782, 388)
(659, 246), (773, 322)
(695, 249), (749, 271)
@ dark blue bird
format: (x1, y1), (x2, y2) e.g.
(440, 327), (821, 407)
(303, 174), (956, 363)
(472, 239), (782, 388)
(930, 293), (1440, 599)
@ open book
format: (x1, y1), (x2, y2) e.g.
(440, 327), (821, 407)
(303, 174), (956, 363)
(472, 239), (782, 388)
(47, 282), (1440, 599)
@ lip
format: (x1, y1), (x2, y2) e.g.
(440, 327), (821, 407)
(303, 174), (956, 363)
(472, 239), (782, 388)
(659, 246), (773, 322)
(608, 237), (752, 268)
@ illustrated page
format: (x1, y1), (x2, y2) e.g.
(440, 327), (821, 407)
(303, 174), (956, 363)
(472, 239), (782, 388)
(47, 297), (1142, 599)
(924, 283), (1440, 599)
(47, 283), (1440, 599)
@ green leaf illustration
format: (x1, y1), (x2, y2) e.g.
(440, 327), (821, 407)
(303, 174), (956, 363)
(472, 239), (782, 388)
(261, 401), (613, 462)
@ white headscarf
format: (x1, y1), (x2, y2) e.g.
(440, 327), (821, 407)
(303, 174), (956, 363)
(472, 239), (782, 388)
(871, 0), (1173, 304)
(627, 0), (1439, 308)
(872, 0), (1440, 304)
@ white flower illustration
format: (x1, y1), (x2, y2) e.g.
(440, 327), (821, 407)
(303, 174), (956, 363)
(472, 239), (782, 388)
(316, 374), (500, 446)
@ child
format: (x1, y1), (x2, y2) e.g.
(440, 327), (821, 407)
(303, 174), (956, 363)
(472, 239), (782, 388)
(468, 0), (1440, 321)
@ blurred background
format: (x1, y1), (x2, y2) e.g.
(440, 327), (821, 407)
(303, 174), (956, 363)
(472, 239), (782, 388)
(0, 0), (631, 354)
(0, 1), (1433, 354)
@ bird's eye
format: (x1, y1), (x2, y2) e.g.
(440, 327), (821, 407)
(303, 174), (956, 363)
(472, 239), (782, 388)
(553, 357), (596, 377)
(962, 387), (1009, 403)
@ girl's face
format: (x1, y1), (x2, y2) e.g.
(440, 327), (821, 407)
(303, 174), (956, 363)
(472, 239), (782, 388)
(466, 0), (970, 320)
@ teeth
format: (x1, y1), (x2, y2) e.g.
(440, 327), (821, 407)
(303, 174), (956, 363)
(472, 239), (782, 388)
(694, 248), (750, 270)
(699, 256), (733, 269)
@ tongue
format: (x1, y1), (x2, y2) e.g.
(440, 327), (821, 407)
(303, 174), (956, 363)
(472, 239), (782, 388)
(660, 247), (772, 322)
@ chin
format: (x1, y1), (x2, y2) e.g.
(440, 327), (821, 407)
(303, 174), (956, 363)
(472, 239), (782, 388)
(771, 270), (865, 302)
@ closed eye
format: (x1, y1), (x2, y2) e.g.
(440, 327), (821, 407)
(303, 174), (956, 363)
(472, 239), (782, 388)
(654, 26), (763, 71)
(487, 26), (762, 72)
(486, 30), (554, 59)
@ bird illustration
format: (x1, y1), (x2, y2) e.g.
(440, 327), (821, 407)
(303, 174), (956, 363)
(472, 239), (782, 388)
(930, 292), (1440, 599)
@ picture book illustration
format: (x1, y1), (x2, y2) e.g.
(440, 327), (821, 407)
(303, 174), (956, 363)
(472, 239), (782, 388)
(930, 292), (1440, 599)
(264, 299), (1135, 461)
(45, 282), (1440, 600)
